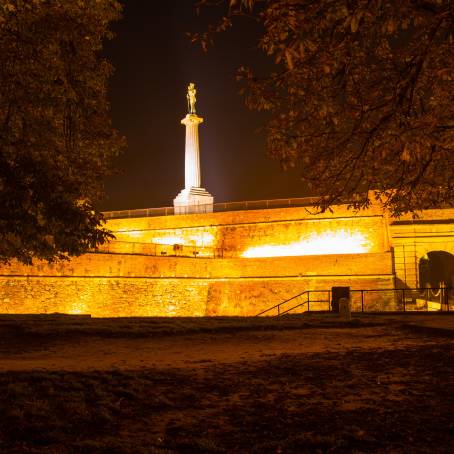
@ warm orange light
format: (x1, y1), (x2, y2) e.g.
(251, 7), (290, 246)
(242, 230), (372, 258)
(151, 235), (185, 245)
(151, 232), (215, 247)
(68, 301), (88, 315)
(115, 229), (216, 248)
(124, 231), (143, 238)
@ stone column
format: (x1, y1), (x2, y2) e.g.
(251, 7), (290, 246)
(182, 114), (203, 189)
(174, 113), (214, 215)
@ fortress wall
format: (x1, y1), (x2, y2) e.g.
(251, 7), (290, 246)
(3, 204), (454, 317)
(107, 206), (389, 256)
(0, 252), (394, 317)
(0, 276), (394, 317)
(209, 276), (396, 315)
(0, 252), (393, 279)
(2, 205), (453, 316)
(0, 276), (209, 317)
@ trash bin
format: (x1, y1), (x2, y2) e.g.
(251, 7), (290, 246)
(331, 286), (350, 313)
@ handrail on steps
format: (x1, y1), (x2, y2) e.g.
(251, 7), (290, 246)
(256, 289), (331, 317)
(278, 300), (309, 317)
(255, 290), (310, 317)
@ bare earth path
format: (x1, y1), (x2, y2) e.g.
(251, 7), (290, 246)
(0, 324), (446, 371)
(0, 314), (452, 453)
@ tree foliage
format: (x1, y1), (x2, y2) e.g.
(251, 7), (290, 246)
(196, 0), (454, 215)
(0, 0), (124, 264)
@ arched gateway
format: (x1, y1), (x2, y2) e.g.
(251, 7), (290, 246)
(419, 251), (454, 289)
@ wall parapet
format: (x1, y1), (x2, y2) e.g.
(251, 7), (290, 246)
(103, 196), (334, 220)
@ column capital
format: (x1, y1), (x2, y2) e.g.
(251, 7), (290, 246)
(181, 113), (204, 126)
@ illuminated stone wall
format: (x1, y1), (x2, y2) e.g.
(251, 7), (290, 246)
(0, 251), (394, 317)
(107, 205), (389, 258)
(0, 203), (451, 317)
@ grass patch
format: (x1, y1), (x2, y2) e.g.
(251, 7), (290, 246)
(0, 314), (452, 452)
(0, 343), (452, 453)
(0, 313), (377, 342)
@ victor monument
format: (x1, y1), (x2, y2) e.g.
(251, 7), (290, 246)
(174, 83), (214, 214)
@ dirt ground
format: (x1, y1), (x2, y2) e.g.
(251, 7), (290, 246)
(0, 314), (452, 453)
(0, 318), (451, 372)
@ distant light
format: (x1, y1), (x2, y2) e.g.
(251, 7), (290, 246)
(242, 230), (372, 258)
(126, 231), (143, 238)
(68, 302), (87, 315)
(151, 232), (215, 247)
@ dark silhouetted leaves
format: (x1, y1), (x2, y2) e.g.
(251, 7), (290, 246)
(0, 0), (125, 264)
(197, 0), (454, 216)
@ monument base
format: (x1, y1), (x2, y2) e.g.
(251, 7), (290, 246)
(173, 187), (214, 214)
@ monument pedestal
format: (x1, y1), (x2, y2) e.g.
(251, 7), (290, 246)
(174, 187), (213, 214)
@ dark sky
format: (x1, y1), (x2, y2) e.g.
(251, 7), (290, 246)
(101, 0), (305, 211)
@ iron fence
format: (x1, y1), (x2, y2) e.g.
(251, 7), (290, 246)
(256, 286), (453, 316)
(352, 287), (453, 312)
(102, 196), (327, 220)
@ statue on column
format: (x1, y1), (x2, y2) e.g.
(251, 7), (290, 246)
(187, 82), (197, 114)
(174, 81), (214, 213)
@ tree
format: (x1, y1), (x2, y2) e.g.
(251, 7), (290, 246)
(195, 0), (454, 215)
(0, 0), (124, 264)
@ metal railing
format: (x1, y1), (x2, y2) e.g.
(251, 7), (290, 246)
(256, 286), (453, 317)
(102, 196), (325, 220)
(352, 287), (453, 313)
(256, 290), (331, 317)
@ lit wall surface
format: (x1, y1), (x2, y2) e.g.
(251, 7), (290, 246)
(0, 205), (452, 317)
(0, 252), (394, 317)
(107, 205), (388, 258)
(242, 229), (372, 258)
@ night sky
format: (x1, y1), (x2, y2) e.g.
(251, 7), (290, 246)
(101, 0), (305, 211)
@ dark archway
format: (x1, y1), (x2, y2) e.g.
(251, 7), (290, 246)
(419, 251), (454, 288)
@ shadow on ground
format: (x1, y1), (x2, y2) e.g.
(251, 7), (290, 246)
(0, 314), (452, 453)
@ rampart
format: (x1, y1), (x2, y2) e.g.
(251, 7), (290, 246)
(0, 251), (394, 317)
(106, 205), (389, 257)
(0, 204), (452, 317)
